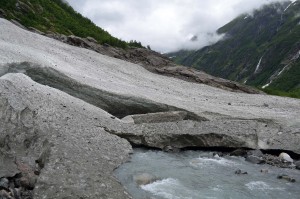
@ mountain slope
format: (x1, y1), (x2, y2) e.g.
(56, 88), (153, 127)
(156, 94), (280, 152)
(169, 1), (300, 98)
(0, 0), (143, 48)
(0, 0), (265, 94)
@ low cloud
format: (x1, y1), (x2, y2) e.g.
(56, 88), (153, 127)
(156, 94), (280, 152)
(66, 0), (291, 52)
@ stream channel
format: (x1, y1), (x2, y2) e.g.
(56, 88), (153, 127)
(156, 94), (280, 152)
(115, 148), (300, 199)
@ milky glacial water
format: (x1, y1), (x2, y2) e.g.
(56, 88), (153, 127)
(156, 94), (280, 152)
(114, 149), (300, 199)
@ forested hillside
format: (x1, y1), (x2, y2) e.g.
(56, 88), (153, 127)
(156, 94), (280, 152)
(169, 1), (300, 98)
(0, 0), (143, 48)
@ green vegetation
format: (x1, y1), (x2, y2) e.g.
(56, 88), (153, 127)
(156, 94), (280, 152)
(0, 0), (143, 49)
(169, 1), (300, 99)
(128, 40), (144, 48)
(262, 88), (300, 99)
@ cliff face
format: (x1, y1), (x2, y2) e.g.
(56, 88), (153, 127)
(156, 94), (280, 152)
(169, 1), (300, 98)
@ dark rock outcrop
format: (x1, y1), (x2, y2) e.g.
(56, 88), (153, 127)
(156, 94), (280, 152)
(155, 66), (264, 94)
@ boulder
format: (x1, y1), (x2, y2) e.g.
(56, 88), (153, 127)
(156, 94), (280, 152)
(0, 178), (9, 189)
(133, 173), (158, 186)
(66, 35), (91, 48)
(277, 175), (296, 182)
(279, 152), (293, 163)
(245, 155), (265, 164)
(230, 148), (248, 157)
(163, 145), (180, 153)
(235, 169), (248, 175)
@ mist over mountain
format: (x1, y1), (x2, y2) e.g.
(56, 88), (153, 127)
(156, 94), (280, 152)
(65, 0), (290, 52)
(169, 0), (300, 98)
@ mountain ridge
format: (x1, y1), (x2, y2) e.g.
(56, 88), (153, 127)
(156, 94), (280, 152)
(169, 0), (300, 98)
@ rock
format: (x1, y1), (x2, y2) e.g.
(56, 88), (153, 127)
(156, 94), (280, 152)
(0, 190), (13, 199)
(277, 175), (296, 182)
(213, 153), (220, 158)
(247, 150), (264, 157)
(263, 103), (269, 107)
(235, 169), (248, 175)
(0, 178), (9, 189)
(279, 152), (293, 163)
(0, 9), (5, 17)
(86, 36), (97, 43)
(133, 173), (158, 186)
(66, 35), (91, 48)
(163, 145), (180, 153)
(20, 189), (33, 199)
(28, 27), (45, 35)
(118, 119), (262, 150)
(295, 161), (300, 170)
(155, 66), (264, 94)
(245, 150), (265, 164)
(246, 155), (265, 164)
(263, 154), (293, 168)
(20, 175), (36, 190)
(10, 19), (27, 30)
(122, 111), (207, 124)
(260, 169), (269, 173)
(230, 148), (248, 157)
(0, 73), (132, 199)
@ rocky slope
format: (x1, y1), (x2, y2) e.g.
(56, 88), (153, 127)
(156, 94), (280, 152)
(169, 0), (300, 98)
(0, 18), (300, 198)
(0, 0), (263, 94)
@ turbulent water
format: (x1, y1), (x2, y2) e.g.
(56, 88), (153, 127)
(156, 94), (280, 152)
(115, 149), (300, 199)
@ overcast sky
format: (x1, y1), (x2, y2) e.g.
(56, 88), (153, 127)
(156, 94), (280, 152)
(65, 0), (290, 52)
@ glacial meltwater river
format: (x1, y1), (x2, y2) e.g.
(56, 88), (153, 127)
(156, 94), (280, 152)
(115, 149), (300, 199)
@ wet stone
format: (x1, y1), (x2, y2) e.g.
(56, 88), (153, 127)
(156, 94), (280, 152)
(277, 174), (296, 183)
(0, 178), (9, 189)
(235, 169), (248, 175)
